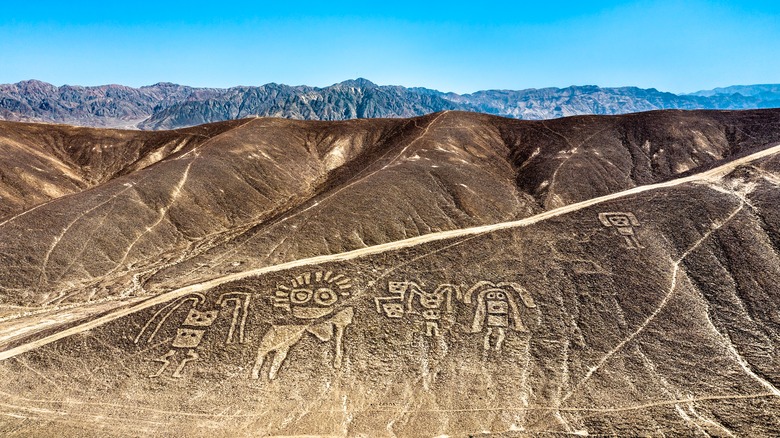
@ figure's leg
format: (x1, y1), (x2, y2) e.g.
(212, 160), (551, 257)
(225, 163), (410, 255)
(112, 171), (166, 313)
(252, 325), (307, 380)
(251, 348), (269, 380)
(252, 328), (277, 379)
(426, 322), (440, 337)
(495, 328), (506, 351)
(150, 350), (176, 378)
(630, 235), (643, 248)
(172, 350), (199, 378)
(268, 347), (291, 380)
(330, 307), (354, 369)
(333, 324), (345, 369)
(483, 328), (493, 351)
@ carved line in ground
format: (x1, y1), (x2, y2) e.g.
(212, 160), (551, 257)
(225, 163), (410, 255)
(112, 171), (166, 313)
(3, 141), (780, 360)
(0, 401), (169, 428)
(0, 121), (238, 230)
(45, 184), (152, 290)
(4, 158), (205, 302)
(688, 404), (736, 438)
(750, 165), (780, 185)
(368, 233), (483, 287)
(121, 243), (209, 297)
(0, 197), (63, 228)
(48, 187), (128, 290)
(202, 111), (451, 271)
(0, 392), (774, 420)
(543, 124), (615, 207)
(253, 272), (353, 380)
(698, 286), (780, 396)
(0, 223), (256, 323)
(102, 117), (261, 284)
(635, 347), (679, 404)
(375, 280), (535, 349)
(0, 295), (148, 341)
(17, 134), (89, 177)
(677, 180), (780, 398)
(674, 404), (711, 437)
(35, 178), (148, 290)
(136, 292), (251, 378)
(0, 149), (768, 344)
(13, 357), (61, 390)
(84, 120), (265, 292)
(146, 117), (722, 288)
(675, 402), (736, 438)
(560, 196), (747, 404)
(173, 117), (259, 161)
(107, 155), (199, 277)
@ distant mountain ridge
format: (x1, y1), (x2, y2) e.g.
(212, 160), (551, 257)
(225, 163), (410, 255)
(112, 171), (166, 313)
(689, 84), (780, 98)
(1, 78), (779, 130)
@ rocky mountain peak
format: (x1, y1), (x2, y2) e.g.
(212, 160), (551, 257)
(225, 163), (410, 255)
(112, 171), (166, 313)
(0, 79), (779, 129)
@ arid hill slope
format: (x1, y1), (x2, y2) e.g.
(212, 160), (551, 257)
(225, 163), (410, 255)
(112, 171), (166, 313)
(0, 125), (779, 436)
(1, 110), (780, 311)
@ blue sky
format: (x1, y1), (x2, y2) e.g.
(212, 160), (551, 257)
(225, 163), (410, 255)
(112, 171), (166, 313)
(0, 0), (778, 93)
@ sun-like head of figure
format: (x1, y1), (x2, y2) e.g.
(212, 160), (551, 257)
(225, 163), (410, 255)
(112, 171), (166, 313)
(273, 271), (353, 319)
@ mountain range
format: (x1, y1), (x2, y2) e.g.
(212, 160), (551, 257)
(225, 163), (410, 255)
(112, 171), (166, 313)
(1, 78), (780, 130)
(1, 109), (779, 435)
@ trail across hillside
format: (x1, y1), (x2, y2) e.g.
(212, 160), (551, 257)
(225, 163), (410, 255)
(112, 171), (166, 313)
(1, 141), (779, 361)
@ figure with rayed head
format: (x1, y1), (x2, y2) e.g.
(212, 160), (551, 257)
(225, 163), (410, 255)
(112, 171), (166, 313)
(461, 281), (536, 351)
(252, 271), (354, 380)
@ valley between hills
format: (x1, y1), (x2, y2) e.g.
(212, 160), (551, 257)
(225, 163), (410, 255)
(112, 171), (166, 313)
(0, 109), (779, 436)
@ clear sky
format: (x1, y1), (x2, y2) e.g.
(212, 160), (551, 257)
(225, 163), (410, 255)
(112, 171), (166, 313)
(1, 0), (778, 93)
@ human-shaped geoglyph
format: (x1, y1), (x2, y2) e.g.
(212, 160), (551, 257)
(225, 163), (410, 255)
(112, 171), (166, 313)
(135, 292), (251, 378)
(599, 212), (643, 249)
(375, 281), (457, 337)
(461, 281), (536, 351)
(252, 271), (354, 380)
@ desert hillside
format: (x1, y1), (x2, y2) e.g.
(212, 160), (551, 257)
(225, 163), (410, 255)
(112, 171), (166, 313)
(0, 109), (779, 436)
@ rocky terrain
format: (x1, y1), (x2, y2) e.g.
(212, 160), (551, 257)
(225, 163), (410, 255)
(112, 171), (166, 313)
(2, 78), (779, 130)
(0, 109), (779, 436)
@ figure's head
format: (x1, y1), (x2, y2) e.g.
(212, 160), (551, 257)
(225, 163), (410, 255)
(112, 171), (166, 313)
(483, 289), (509, 316)
(289, 286), (339, 306)
(183, 308), (219, 327)
(608, 215), (631, 227)
(598, 212), (640, 228)
(420, 291), (446, 309)
(274, 271), (353, 319)
(485, 289), (507, 302)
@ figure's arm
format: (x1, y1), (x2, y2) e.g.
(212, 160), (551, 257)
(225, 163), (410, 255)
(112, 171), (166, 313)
(501, 282), (536, 308)
(405, 282), (422, 313)
(434, 284), (459, 312)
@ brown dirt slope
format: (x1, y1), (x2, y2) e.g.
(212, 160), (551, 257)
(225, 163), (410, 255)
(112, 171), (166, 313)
(0, 138), (779, 436)
(0, 109), (779, 313)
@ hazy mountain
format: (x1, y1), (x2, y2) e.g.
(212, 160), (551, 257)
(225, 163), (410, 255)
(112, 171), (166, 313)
(138, 79), (464, 130)
(1, 109), (780, 435)
(0, 80), (201, 128)
(1, 78), (779, 130)
(690, 83), (780, 98)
